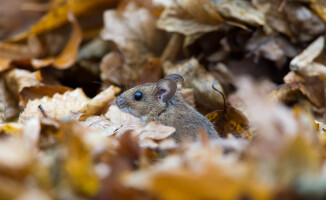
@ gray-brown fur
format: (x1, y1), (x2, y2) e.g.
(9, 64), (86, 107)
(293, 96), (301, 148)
(114, 74), (220, 142)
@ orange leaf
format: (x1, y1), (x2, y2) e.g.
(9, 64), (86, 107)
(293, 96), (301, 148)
(11, 0), (118, 41)
(206, 105), (250, 138)
(52, 12), (82, 69)
(32, 12), (82, 69)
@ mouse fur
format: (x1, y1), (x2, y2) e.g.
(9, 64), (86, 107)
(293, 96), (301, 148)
(114, 74), (220, 142)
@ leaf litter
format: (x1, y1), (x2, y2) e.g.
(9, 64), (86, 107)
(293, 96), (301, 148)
(1, 0), (326, 199)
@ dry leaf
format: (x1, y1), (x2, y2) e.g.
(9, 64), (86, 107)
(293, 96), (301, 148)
(100, 2), (166, 86)
(59, 122), (99, 196)
(206, 104), (250, 139)
(130, 122), (175, 140)
(3, 69), (42, 97)
(214, 0), (265, 26)
(105, 105), (142, 126)
(283, 71), (325, 108)
(79, 115), (119, 137)
(32, 13), (83, 69)
(0, 123), (24, 136)
(11, 0), (118, 41)
(0, 79), (19, 120)
(19, 88), (89, 123)
(157, 3), (220, 36)
(164, 58), (224, 109)
(253, 0), (325, 42)
(80, 85), (120, 115)
(20, 85), (73, 106)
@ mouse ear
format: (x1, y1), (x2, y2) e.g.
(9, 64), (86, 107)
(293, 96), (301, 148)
(165, 74), (184, 84)
(156, 78), (177, 103)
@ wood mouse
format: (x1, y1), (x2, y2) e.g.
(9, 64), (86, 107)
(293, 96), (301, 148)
(114, 74), (220, 142)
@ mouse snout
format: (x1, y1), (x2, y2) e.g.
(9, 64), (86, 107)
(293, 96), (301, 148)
(114, 96), (127, 109)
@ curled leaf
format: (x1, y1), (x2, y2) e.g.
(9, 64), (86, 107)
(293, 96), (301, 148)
(32, 13), (83, 69)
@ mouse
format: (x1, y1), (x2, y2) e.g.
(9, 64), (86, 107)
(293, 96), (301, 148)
(114, 74), (220, 142)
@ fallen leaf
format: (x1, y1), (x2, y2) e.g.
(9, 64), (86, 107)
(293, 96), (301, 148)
(3, 69), (42, 99)
(59, 122), (99, 196)
(105, 105), (142, 126)
(130, 122), (175, 141)
(19, 88), (89, 123)
(32, 13), (83, 69)
(0, 79), (19, 120)
(289, 36), (326, 83)
(214, 0), (265, 26)
(100, 2), (166, 86)
(0, 123), (24, 136)
(164, 58), (224, 110)
(11, 0), (118, 41)
(80, 85), (120, 115)
(20, 85), (73, 106)
(252, 0), (325, 42)
(283, 71), (325, 108)
(157, 3), (220, 36)
(206, 104), (250, 139)
(0, 58), (12, 72)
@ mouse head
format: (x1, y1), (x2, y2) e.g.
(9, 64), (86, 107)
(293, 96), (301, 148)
(115, 74), (184, 118)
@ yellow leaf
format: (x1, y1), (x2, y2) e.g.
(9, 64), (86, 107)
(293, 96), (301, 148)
(0, 123), (23, 136)
(12, 0), (118, 41)
(32, 12), (83, 69)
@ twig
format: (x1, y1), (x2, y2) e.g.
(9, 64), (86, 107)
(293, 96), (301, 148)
(38, 104), (48, 118)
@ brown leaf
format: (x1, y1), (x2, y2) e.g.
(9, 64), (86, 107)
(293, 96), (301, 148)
(11, 0), (118, 41)
(206, 105), (250, 139)
(20, 85), (73, 107)
(253, 0), (325, 42)
(3, 69), (42, 99)
(164, 58), (224, 110)
(100, 2), (166, 86)
(289, 36), (326, 83)
(0, 79), (19, 120)
(32, 13), (83, 69)
(157, 3), (220, 36)
(214, 0), (265, 26)
(80, 85), (121, 115)
(59, 122), (99, 196)
(283, 71), (325, 108)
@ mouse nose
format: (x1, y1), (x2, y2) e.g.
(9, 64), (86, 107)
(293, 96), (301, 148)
(114, 96), (127, 109)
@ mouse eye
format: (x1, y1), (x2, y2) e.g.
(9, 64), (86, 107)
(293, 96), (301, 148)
(133, 91), (143, 101)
